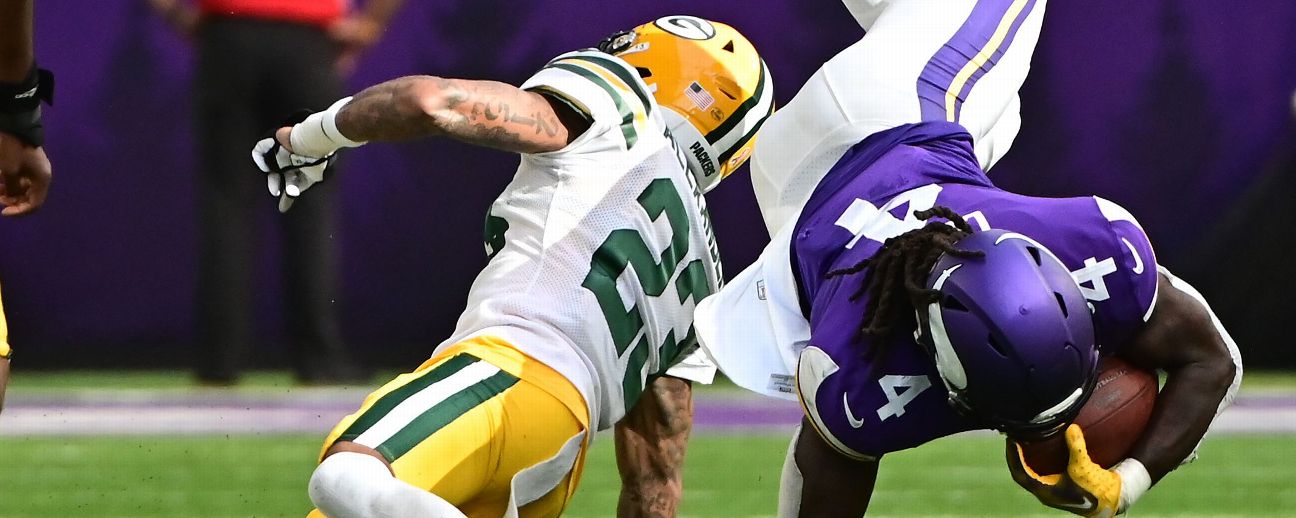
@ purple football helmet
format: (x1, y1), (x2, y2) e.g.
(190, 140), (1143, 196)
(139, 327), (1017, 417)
(913, 229), (1099, 440)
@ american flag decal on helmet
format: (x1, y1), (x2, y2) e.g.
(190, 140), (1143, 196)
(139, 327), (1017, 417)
(684, 81), (715, 111)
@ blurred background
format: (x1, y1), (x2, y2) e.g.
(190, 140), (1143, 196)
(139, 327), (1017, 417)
(1, 1), (1295, 517)
(3, 1), (1294, 371)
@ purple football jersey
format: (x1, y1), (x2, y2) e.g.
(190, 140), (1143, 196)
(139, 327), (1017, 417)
(791, 122), (1158, 459)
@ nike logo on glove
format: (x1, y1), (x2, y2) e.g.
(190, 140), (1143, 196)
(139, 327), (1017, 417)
(1056, 495), (1096, 512)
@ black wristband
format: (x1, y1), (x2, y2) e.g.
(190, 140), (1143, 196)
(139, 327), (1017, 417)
(0, 64), (54, 147)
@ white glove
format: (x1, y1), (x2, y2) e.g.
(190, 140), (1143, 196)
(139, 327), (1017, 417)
(251, 135), (335, 213)
(250, 97), (364, 213)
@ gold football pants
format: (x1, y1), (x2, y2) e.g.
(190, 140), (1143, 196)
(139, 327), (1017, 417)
(312, 336), (589, 518)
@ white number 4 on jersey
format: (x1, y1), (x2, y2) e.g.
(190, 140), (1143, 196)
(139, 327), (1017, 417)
(875, 375), (932, 421)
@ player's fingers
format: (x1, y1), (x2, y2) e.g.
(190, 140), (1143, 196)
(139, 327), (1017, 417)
(20, 178), (47, 214)
(0, 176), (36, 216)
(0, 168), (21, 198)
(1006, 440), (1048, 489)
(267, 172), (283, 196)
(1064, 424), (1094, 465)
(2, 202), (32, 216)
(278, 193), (295, 213)
(251, 138), (275, 172)
(284, 170), (304, 197)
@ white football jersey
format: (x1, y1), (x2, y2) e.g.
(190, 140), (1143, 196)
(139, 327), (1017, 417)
(434, 50), (722, 431)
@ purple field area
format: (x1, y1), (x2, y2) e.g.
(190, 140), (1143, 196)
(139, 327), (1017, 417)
(1, 388), (1289, 436)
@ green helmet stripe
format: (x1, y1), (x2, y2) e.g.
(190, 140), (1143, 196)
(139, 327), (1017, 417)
(704, 59), (769, 147)
(716, 99), (774, 165)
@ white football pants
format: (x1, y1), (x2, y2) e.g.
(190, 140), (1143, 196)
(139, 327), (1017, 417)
(753, 0), (1047, 236)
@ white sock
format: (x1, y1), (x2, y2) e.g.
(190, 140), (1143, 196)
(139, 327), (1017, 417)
(776, 424), (804, 518)
(309, 451), (468, 518)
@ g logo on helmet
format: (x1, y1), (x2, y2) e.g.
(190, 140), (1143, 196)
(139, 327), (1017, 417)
(653, 16), (717, 40)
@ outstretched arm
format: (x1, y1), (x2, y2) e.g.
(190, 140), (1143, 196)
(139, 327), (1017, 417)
(279, 76), (590, 155)
(258, 74), (591, 210)
(615, 376), (694, 518)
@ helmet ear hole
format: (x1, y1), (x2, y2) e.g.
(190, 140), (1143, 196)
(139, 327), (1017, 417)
(722, 40), (736, 52)
(987, 333), (1009, 358)
(1026, 246), (1043, 266)
(715, 76), (740, 100)
(635, 67), (653, 79)
(942, 295), (968, 312)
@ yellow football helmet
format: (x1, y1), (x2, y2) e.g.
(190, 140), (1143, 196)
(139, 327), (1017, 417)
(599, 15), (773, 193)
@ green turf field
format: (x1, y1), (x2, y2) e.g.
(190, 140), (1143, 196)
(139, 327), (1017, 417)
(0, 432), (1291, 517)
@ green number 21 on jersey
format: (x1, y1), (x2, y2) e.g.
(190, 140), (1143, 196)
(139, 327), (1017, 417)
(581, 178), (713, 407)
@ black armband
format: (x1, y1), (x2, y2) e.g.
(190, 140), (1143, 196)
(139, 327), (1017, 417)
(0, 64), (55, 147)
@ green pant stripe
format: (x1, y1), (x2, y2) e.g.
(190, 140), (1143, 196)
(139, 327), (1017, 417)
(377, 369), (521, 461)
(549, 62), (639, 148)
(337, 354), (479, 440)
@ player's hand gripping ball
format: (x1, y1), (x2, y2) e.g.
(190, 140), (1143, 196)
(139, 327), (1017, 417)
(1006, 356), (1158, 517)
(1008, 425), (1127, 517)
(1019, 356), (1157, 474)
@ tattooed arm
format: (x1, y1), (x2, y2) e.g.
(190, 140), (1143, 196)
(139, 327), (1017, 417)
(615, 376), (695, 518)
(333, 75), (590, 154)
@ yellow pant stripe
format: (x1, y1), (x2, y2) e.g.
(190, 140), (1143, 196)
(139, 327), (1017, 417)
(944, 0), (1032, 121)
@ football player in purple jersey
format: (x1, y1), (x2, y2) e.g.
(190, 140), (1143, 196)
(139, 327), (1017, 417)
(694, 1), (1241, 516)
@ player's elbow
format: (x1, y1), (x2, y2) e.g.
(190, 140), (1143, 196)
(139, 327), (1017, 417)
(1202, 347), (1237, 395)
(404, 76), (463, 135)
(1184, 331), (1238, 402)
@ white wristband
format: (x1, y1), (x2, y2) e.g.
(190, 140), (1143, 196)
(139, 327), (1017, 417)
(290, 97), (366, 157)
(1113, 458), (1151, 513)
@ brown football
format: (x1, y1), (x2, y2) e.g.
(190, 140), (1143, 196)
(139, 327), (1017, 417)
(1018, 355), (1158, 475)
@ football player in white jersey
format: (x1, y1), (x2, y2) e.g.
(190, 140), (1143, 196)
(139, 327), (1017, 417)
(251, 15), (773, 518)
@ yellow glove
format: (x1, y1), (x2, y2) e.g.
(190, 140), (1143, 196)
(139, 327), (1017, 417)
(1006, 424), (1151, 517)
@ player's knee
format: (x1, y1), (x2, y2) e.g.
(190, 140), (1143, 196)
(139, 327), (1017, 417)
(309, 449), (468, 518)
(309, 450), (392, 518)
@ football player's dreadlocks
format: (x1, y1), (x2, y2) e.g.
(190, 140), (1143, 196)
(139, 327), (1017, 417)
(825, 206), (985, 345)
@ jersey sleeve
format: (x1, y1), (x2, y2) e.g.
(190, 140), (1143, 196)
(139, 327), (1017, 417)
(520, 49), (656, 151)
(1088, 197), (1160, 352)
